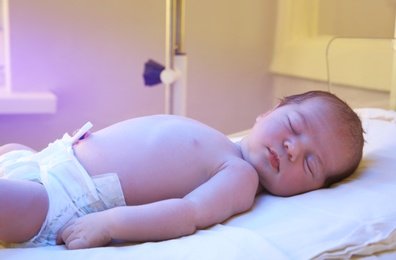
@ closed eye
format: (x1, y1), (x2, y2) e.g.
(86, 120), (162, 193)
(288, 117), (297, 134)
(305, 159), (313, 176)
(305, 156), (316, 177)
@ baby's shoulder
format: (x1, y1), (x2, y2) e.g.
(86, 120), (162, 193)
(215, 156), (258, 179)
(205, 157), (259, 198)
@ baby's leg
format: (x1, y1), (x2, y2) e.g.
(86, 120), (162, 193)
(0, 143), (36, 156)
(0, 179), (48, 243)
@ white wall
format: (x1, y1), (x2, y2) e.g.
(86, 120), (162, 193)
(271, 0), (395, 109)
(272, 75), (391, 109)
(0, 0), (276, 149)
(186, 0), (275, 133)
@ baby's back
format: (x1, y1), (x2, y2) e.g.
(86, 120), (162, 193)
(73, 115), (244, 206)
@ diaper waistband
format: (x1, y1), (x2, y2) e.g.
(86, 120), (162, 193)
(33, 121), (98, 200)
(34, 121), (92, 160)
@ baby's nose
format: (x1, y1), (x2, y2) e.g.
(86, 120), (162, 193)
(284, 139), (301, 162)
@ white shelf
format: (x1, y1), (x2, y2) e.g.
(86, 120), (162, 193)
(0, 91), (57, 114)
(0, 2), (57, 114)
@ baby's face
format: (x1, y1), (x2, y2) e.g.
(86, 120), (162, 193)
(241, 98), (351, 196)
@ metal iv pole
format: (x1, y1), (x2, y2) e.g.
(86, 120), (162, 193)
(164, 0), (187, 115)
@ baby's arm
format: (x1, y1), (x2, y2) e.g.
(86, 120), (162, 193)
(57, 161), (258, 249)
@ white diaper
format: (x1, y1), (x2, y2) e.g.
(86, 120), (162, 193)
(0, 122), (126, 248)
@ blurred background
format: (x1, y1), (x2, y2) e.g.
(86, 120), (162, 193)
(0, 0), (394, 150)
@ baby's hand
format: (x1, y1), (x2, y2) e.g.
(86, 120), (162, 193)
(56, 212), (111, 249)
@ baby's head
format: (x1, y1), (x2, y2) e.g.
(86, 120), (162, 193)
(240, 90), (364, 196)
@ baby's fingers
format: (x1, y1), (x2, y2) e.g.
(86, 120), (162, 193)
(56, 219), (76, 246)
(66, 237), (90, 250)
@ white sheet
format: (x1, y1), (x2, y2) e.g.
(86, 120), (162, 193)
(1, 108), (396, 259)
(0, 225), (288, 260)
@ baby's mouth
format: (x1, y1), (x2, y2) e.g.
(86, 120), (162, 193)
(268, 148), (280, 172)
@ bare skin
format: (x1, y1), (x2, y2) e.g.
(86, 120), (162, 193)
(0, 144), (48, 243)
(73, 115), (256, 206)
(59, 115), (259, 248)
